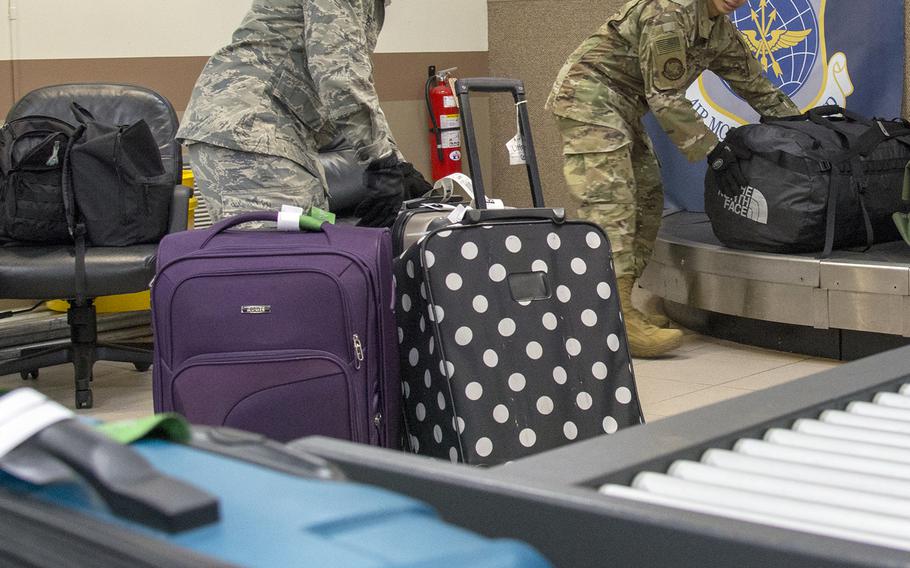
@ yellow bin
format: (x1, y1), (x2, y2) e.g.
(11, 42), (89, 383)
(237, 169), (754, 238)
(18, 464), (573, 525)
(47, 168), (198, 314)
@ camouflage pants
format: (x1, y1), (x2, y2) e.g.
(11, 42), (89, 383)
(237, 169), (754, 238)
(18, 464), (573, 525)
(186, 142), (329, 223)
(557, 117), (663, 280)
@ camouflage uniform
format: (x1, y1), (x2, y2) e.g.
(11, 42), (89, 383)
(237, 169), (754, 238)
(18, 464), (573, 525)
(177, 0), (398, 221)
(547, 0), (799, 280)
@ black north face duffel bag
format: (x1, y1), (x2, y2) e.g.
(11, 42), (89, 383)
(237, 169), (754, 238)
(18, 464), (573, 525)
(704, 106), (910, 255)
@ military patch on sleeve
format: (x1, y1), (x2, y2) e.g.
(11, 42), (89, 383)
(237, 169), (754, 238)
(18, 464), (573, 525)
(651, 31), (688, 90)
(654, 33), (682, 57)
(663, 58), (685, 81)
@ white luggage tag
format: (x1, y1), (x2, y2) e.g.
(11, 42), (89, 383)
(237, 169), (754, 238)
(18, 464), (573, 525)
(432, 173), (504, 210)
(447, 204), (468, 224)
(506, 101), (527, 166)
(431, 173), (476, 205)
(277, 204), (305, 231)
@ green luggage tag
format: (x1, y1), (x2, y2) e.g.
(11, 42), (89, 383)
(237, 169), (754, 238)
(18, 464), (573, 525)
(307, 206), (335, 225)
(95, 413), (191, 445)
(297, 206), (336, 231)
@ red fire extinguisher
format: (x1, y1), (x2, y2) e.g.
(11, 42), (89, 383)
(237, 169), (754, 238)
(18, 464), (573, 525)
(425, 66), (462, 181)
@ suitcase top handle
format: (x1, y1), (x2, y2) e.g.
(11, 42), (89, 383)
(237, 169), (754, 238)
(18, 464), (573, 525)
(201, 210), (329, 248)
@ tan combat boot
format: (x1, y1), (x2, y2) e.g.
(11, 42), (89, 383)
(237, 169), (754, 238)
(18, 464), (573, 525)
(645, 311), (671, 328)
(617, 277), (682, 358)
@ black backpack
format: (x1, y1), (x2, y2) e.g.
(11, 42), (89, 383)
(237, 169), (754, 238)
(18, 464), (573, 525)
(0, 102), (172, 246)
(0, 115), (78, 243)
(705, 105), (910, 256)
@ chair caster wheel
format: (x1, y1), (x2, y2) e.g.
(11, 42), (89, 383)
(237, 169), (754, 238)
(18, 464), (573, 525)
(20, 370), (39, 380)
(133, 362), (151, 372)
(75, 390), (93, 409)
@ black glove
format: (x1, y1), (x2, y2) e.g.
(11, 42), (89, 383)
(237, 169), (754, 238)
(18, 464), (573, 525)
(707, 140), (749, 198)
(355, 155), (407, 228)
(397, 162), (433, 200)
(355, 157), (434, 227)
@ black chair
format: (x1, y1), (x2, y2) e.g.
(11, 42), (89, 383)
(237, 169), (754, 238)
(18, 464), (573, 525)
(0, 83), (190, 409)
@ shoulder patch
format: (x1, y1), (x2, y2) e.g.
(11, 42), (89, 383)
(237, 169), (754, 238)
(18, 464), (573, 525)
(651, 31), (688, 90)
(662, 58), (685, 81)
(654, 33), (682, 55)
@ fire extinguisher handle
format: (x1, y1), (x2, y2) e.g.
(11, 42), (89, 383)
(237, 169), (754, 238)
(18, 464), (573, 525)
(454, 77), (545, 210)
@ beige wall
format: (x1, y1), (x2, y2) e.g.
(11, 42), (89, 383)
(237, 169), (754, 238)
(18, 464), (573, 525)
(486, 0), (617, 208)
(0, 0), (491, 179)
(1, 0), (13, 115)
(5, 0), (487, 59)
(486, 0), (910, 212)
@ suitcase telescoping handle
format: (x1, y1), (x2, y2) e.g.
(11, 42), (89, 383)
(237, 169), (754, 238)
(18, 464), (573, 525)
(27, 419), (220, 533)
(454, 78), (545, 210)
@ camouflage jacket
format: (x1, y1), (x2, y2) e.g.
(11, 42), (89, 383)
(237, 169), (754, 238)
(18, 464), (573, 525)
(177, 0), (397, 173)
(547, 0), (799, 161)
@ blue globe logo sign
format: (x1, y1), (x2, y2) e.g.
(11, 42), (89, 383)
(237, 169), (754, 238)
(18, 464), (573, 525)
(688, 0), (851, 132)
(730, 0), (818, 98)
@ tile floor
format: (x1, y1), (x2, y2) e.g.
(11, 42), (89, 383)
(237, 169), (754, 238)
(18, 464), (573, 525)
(0, 328), (842, 424)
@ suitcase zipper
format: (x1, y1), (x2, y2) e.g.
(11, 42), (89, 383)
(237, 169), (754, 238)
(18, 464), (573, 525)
(353, 334), (364, 370)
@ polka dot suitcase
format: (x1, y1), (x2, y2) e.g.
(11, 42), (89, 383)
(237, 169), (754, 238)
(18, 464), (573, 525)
(394, 79), (644, 466)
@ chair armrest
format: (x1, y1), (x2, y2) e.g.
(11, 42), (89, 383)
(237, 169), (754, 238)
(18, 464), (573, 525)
(167, 184), (192, 234)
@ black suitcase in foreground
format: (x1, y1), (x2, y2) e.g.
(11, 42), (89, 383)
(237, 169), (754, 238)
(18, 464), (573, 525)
(395, 78), (643, 466)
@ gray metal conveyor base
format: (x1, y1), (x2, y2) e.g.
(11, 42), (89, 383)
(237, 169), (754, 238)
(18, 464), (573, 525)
(640, 212), (910, 360)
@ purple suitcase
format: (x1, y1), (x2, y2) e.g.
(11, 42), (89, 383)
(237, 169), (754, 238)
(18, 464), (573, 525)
(151, 211), (400, 447)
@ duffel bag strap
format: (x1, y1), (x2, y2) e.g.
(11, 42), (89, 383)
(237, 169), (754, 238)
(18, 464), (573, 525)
(839, 121), (910, 162)
(73, 223), (88, 305)
(849, 158), (876, 252)
(61, 125), (89, 304)
(60, 125), (83, 238)
(822, 175), (840, 258)
(806, 105), (871, 125)
(822, 161), (875, 258)
(856, 188), (875, 252)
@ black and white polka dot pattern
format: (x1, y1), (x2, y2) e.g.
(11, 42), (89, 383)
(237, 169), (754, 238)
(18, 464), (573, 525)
(395, 219), (643, 466)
